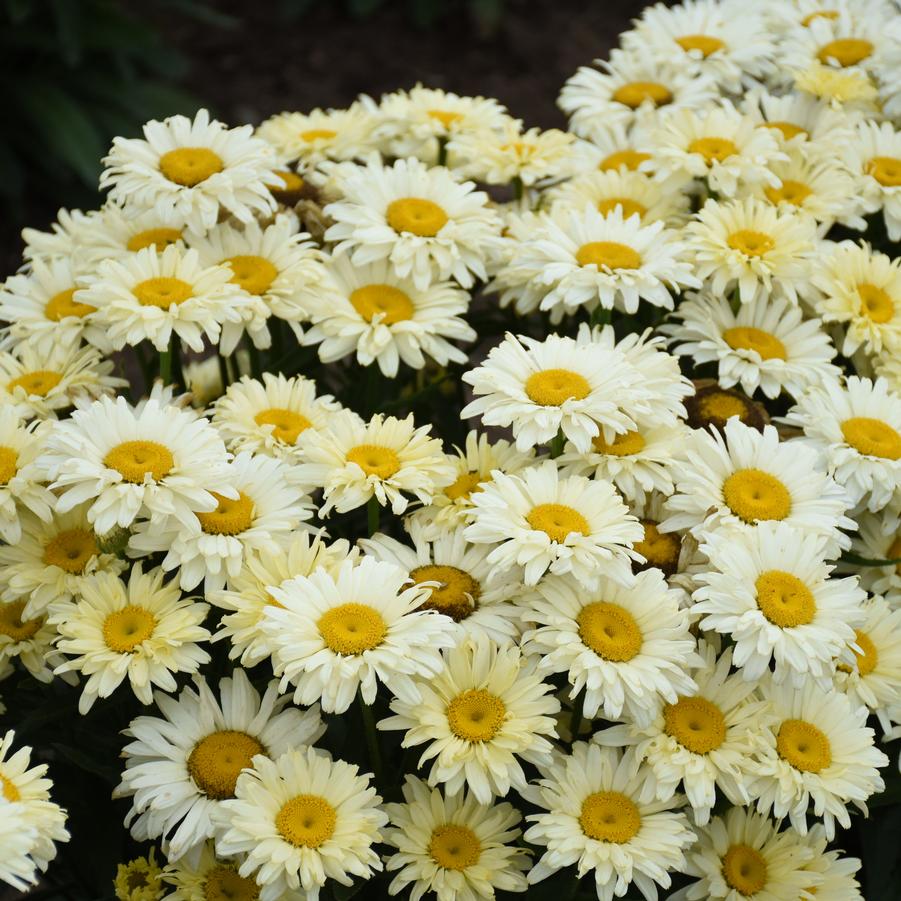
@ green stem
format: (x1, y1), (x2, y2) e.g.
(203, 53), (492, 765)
(549, 430), (565, 458)
(367, 495), (381, 536)
(437, 136), (448, 167)
(590, 306), (612, 328)
(512, 175), (524, 202)
(358, 694), (384, 783)
(248, 341), (262, 379)
(842, 551), (901, 567)
(568, 690), (584, 744)
(158, 339), (174, 385)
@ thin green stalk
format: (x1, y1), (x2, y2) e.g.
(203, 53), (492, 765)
(159, 341), (173, 385)
(367, 495), (381, 536)
(512, 175), (524, 202)
(590, 306), (612, 328)
(568, 690), (584, 744)
(549, 430), (565, 458)
(437, 136), (448, 166)
(358, 694), (384, 783)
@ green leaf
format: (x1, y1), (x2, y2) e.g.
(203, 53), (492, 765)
(841, 552), (901, 568)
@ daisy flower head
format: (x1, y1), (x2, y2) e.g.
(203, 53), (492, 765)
(21, 207), (96, 266)
(0, 800), (41, 891)
(464, 460), (643, 588)
(295, 409), (453, 516)
(0, 595), (60, 684)
(683, 196), (817, 306)
(161, 841), (262, 901)
(383, 775), (530, 901)
(324, 156), (504, 290)
(792, 59), (879, 111)
(848, 510), (901, 602)
(783, 375), (901, 512)
(525, 743), (694, 901)
(845, 122), (901, 241)
(574, 120), (658, 175)
(749, 676), (888, 838)
(0, 407), (54, 544)
(683, 382), (769, 435)
(212, 746), (387, 901)
(52, 564), (211, 713)
(665, 291), (841, 399)
(114, 848), (164, 901)
(101, 108), (279, 232)
(263, 555), (456, 713)
(303, 255), (475, 377)
(116, 668), (324, 863)
(379, 636), (559, 804)
(794, 825), (864, 901)
(520, 569), (698, 725)
(77, 204), (188, 267)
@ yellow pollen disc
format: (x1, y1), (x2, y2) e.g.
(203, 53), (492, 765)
(818, 38), (874, 67)
(349, 284), (415, 324)
(0, 446), (17, 485)
(722, 469), (792, 523)
(727, 229), (775, 257)
(688, 136), (738, 164)
(1, 774), (20, 802)
(597, 197), (647, 219)
(765, 179), (813, 207)
(429, 824), (482, 870)
(699, 390), (752, 422)
(300, 128), (336, 142)
(664, 696), (727, 754)
(0, 600), (43, 642)
(764, 121), (809, 141)
(447, 689), (506, 742)
(843, 629), (879, 676)
(159, 147), (224, 186)
(133, 276), (193, 309)
(427, 109), (463, 127)
(125, 866), (150, 892)
(275, 794), (337, 848)
(102, 605), (157, 653)
(42, 528), (98, 574)
(44, 287), (96, 321)
(612, 81), (673, 109)
(776, 719), (832, 773)
(527, 503), (590, 543)
(386, 197), (448, 237)
(8, 370), (62, 397)
(867, 156), (901, 188)
(841, 416), (901, 460)
(722, 326), (788, 360)
(444, 470), (484, 501)
(578, 601), (643, 661)
(187, 730), (264, 799)
(857, 283), (894, 323)
(579, 791), (641, 843)
(196, 491), (255, 536)
(802, 10), (839, 26)
(600, 150), (651, 171)
(204, 865), (259, 901)
(346, 444), (401, 479)
(410, 564), (481, 621)
(104, 440), (174, 484)
(722, 844), (768, 895)
(318, 603), (387, 655)
(226, 255), (278, 296)
(254, 407), (311, 444)
(525, 368), (591, 406)
(592, 429), (645, 456)
(756, 570), (817, 627)
(126, 228), (183, 253)
(575, 240), (642, 270)
(676, 33), (726, 56)
(267, 170), (304, 198)
(634, 520), (681, 570)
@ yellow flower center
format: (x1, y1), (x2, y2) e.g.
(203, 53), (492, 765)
(634, 520), (681, 571)
(597, 197), (647, 219)
(579, 791), (641, 843)
(525, 368), (591, 406)
(611, 81), (673, 109)
(578, 601), (643, 661)
(133, 277), (193, 309)
(44, 287), (96, 321)
(802, 10), (839, 26)
(727, 229), (775, 257)
(447, 689), (507, 742)
(276, 794), (337, 848)
(764, 121), (809, 140)
(840, 629), (879, 676)
(226, 255), (278, 296)
(698, 389), (753, 423)
(8, 370), (62, 397)
(187, 730), (265, 800)
(1, 774), (20, 802)
(0, 446), (17, 485)
(429, 824), (482, 870)
(386, 197), (448, 237)
(346, 444), (401, 479)
(349, 284), (415, 324)
(158, 147), (224, 186)
(410, 564), (481, 621)
(765, 179), (813, 206)
(592, 429), (645, 456)
(722, 326), (787, 360)
(102, 605), (157, 653)
(600, 150), (651, 172)
(318, 602), (387, 655)
(722, 469), (792, 523)
(204, 865), (259, 901)
(42, 527), (98, 573)
(776, 719), (832, 773)
(722, 844), (768, 896)
(664, 696), (727, 754)
(575, 240), (642, 270)
(253, 408), (311, 444)
(857, 283), (894, 323)
(444, 470), (484, 502)
(104, 440), (175, 484)
(300, 128), (337, 142)
(267, 170), (305, 200)
(126, 228), (183, 253)
(756, 570), (817, 627)
(688, 136), (738, 164)
(427, 109), (463, 128)
(817, 38), (874, 67)
(841, 416), (901, 460)
(676, 34), (726, 56)
(526, 503), (590, 543)
(196, 492), (255, 535)
(867, 156), (901, 188)
(0, 600), (43, 642)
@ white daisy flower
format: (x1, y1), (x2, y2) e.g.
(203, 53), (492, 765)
(0, 799), (41, 891)
(0, 597), (60, 684)
(575, 121), (657, 174)
(101, 108), (279, 232)
(848, 510), (901, 602)
(379, 637), (559, 804)
(792, 59), (879, 112)
(116, 668), (324, 863)
(794, 824), (864, 901)
(161, 841), (261, 901)
(0, 407), (54, 544)
(76, 204), (187, 267)
(21, 207), (96, 266)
